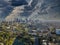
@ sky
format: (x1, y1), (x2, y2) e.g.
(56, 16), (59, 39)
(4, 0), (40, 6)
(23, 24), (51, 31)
(0, 0), (60, 22)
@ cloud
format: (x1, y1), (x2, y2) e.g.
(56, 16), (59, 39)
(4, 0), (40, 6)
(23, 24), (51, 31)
(0, 0), (13, 21)
(0, 0), (60, 21)
(5, 6), (25, 21)
(29, 0), (60, 20)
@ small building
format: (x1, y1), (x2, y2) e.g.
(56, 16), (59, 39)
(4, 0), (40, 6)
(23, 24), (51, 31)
(0, 42), (4, 45)
(56, 29), (60, 35)
(0, 26), (2, 30)
(28, 30), (37, 36)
